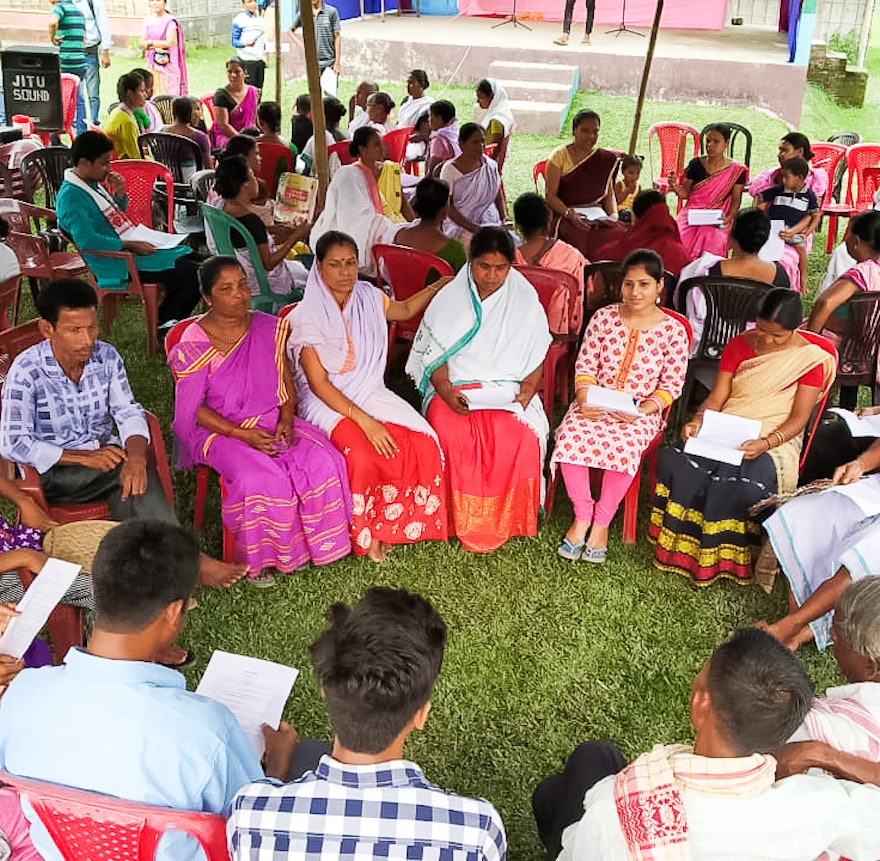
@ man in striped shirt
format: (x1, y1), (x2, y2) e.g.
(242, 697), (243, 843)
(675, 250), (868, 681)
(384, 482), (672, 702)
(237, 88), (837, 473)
(228, 587), (507, 861)
(291, 0), (341, 97)
(48, 0), (87, 134)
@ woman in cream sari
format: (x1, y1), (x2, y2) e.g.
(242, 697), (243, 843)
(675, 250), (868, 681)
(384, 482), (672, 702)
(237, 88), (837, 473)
(650, 289), (836, 586)
(544, 109), (625, 259)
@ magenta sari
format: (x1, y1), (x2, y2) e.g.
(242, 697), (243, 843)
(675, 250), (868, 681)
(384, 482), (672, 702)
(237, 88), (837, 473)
(676, 160), (748, 257)
(169, 311), (352, 574)
(144, 14), (188, 96)
(210, 85), (259, 151)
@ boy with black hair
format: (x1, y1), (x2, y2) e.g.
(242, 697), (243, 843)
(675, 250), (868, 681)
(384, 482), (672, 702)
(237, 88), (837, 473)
(229, 587), (507, 861)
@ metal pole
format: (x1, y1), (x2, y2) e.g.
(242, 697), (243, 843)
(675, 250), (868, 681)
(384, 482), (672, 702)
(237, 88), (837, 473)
(628, 0), (664, 155)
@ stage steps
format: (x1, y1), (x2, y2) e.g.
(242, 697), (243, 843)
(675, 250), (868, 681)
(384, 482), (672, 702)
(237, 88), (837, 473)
(479, 60), (579, 136)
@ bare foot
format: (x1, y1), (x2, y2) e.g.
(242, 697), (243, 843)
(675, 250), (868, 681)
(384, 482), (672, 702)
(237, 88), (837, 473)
(199, 554), (250, 588)
(366, 540), (388, 564)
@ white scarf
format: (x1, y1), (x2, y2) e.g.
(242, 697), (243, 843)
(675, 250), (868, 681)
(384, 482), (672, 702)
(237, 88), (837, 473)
(63, 167), (136, 238)
(481, 79), (515, 137)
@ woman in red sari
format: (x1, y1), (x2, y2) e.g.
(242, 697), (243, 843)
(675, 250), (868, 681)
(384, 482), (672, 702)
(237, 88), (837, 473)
(671, 123), (748, 258)
(545, 110), (626, 259)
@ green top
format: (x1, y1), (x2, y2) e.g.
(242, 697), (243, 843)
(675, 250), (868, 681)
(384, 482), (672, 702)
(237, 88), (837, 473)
(51, 0), (87, 71)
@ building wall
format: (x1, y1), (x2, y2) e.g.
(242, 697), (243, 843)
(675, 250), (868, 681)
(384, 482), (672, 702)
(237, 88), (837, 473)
(728, 0), (870, 40)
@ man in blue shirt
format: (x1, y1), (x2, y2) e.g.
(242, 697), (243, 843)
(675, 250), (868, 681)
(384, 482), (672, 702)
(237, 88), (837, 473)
(229, 587), (507, 861)
(0, 520), (298, 861)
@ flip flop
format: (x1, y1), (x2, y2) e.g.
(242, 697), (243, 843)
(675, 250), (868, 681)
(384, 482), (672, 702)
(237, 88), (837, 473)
(557, 537), (586, 560)
(583, 544), (607, 564)
(249, 571), (276, 588)
(159, 648), (195, 669)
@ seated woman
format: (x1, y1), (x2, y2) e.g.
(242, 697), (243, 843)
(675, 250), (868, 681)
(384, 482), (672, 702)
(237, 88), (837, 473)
(677, 207), (790, 351)
(255, 101), (293, 150)
(650, 288), (835, 586)
(105, 72), (151, 159)
(397, 69), (432, 164)
(440, 123), (505, 248)
(131, 68), (163, 132)
(406, 227), (552, 553)
(426, 99), (460, 176)
(760, 438), (880, 651)
(210, 57), (259, 152)
(552, 250), (690, 562)
(302, 96), (347, 178)
(593, 189), (691, 279)
(211, 155), (309, 297)
(394, 177), (467, 274)
(309, 127), (406, 276)
(287, 231), (449, 563)
(544, 110), (625, 260)
(222, 134), (268, 205)
(349, 91), (395, 137)
(169, 256), (351, 585)
(162, 96), (213, 172)
(670, 122), (748, 258)
(514, 192), (587, 280)
(475, 79), (513, 155)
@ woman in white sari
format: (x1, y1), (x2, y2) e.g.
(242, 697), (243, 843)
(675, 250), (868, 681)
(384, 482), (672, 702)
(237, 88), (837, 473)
(309, 127), (403, 276)
(407, 226), (551, 553)
(440, 123), (505, 248)
(476, 78), (514, 154)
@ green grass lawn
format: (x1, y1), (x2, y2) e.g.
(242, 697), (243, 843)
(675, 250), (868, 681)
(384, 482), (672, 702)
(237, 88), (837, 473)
(77, 39), (875, 859)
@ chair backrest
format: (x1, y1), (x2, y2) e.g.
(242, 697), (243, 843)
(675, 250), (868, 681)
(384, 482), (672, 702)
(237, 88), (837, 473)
(151, 95), (175, 125)
(810, 142), (847, 202)
(373, 243), (453, 338)
(796, 329), (838, 470)
(0, 770), (231, 861)
(253, 142), (294, 199)
(0, 275), (22, 330)
(843, 144), (880, 210)
(661, 307), (694, 352)
(0, 318), (43, 363)
(20, 147), (73, 207)
(0, 198), (52, 234)
(494, 134), (511, 172)
(835, 291), (880, 387)
(678, 276), (773, 362)
(198, 93), (217, 126)
(327, 140), (355, 166)
(700, 122), (752, 168)
(59, 74), (80, 138)
(514, 264), (581, 339)
(5, 230), (52, 277)
(190, 169), (217, 202)
(105, 160), (174, 231)
(383, 126), (413, 164)
(277, 302), (298, 318)
(583, 260), (624, 328)
(829, 131), (861, 147)
(532, 160), (547, 193)
(138, 133), (203, 184)
(200, 203), (274, 311)
(164, 316), (199, 361)
(646, 122), (700, 181)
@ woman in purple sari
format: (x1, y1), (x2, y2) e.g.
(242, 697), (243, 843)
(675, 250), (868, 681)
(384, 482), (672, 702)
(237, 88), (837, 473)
(210, 58), (260, 152)
(439, 123), (505, 248)
(671, 122), (748, 258)
(169, 257), (352, 585)
(141, 0), (188, 96)
(545, 109), (626, 260)
(426, 99), (460, 176)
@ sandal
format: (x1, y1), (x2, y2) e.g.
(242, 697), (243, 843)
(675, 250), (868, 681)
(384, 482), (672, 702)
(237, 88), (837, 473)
(249, 571), (276, 588)
(553, 34), (570, 45)
(557, 537), (586, 560)
(583, 544), (607, 564)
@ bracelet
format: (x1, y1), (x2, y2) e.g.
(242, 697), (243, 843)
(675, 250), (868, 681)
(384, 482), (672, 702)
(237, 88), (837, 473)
(769, 429), (785, 447)
(347, 403), (354, 418)
(761, 436), (771, 451)
(563, 207), (572, 220)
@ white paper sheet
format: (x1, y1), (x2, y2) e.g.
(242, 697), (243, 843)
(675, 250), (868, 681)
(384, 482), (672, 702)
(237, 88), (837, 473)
(683, 409), (762, 466)
(758, 219), (786, 263)
(585, 386), (640, 416)
(0, 559), (81, 660)
(827, 480), (880, 518)
(830, 408), (880, 438)
(687, 208), (724, 226)
(196, 650), (299, 757)
(573, 206), (612, 222)
(461, 384), (525, 415)
(121, 224), (189, 249)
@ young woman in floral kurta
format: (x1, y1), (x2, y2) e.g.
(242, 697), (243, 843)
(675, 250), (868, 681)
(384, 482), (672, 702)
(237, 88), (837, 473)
(551, 250), (690, 561)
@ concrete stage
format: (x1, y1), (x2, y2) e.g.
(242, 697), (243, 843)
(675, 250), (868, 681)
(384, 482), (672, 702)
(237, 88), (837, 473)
(290, 15), (806, 125)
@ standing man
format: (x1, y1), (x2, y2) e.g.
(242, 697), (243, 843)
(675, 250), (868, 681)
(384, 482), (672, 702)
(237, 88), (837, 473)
(291, 0), (340, 97)
(72, 0), (112, 128)
(48, 0), (88, 135)
(231, 0), (267, 94)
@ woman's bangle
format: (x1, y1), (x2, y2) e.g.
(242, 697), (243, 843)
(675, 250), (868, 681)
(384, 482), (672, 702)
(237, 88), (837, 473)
(347, 403), (355, 418)
(768, 429), (785, 448)
(761, 437), (771, 451)
(563, 207), (572, 220)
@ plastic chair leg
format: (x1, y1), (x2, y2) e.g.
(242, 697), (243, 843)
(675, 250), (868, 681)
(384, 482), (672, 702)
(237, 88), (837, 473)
(141, 283), (159, 358)
(826, 215), (838, 254)
(544, 471), (558, 519)
(621, 470), (640, 544)
(193, 466), (209, 530)
(99, 293), (119, 334)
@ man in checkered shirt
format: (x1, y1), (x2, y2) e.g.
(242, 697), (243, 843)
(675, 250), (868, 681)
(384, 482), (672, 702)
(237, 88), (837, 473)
(228, 587), (507, 860)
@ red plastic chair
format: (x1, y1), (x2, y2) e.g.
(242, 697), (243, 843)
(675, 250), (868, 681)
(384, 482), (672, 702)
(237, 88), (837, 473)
(253, 142), (294, 199)
(5, 231), (89, 301)
(514, 264), (581, 418)
(37, 74), (79, 144)
(0, 275), (21, 330)
(810, 141), (846, 201)
(373, 244), (453, 346)
(277, 302), (298, 318)
(797, 329), (838, 471)
(198, 93), (217, 127)
(647, 122), (699, 200)
(105, 160), (174, 232)
(543, 310), (693, 544)
(532, 160), (547, 193)
(327, 140), (355, 166)
(0, 770), (231, 861)
(382, 126), (413, 165)
(825, 143), (880, 252)
(165, 318), (235, 563)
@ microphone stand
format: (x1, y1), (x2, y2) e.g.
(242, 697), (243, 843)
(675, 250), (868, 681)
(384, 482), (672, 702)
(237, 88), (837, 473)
(606, 0), (643, 36)
(492, 0), (532, 30)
